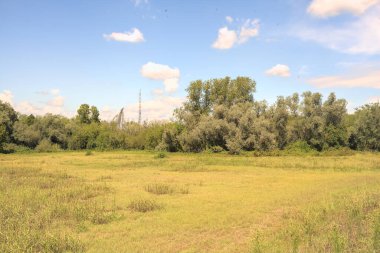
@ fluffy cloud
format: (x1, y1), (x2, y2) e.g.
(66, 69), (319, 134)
(212, 18), (260, 50)
(0, 90), (14, 105)
(307, 0), (379, 17)
(101, 96), (184, 122)
(296, 5), (380, 54)
(103, 28), (145, 43)
(51, 88), (60, 95)
(1, 89), (70, 116)
(368, 96), (380, 103)
(141, 62), (180, 93)
(226, 16), (234, 23)
(48, 95), (64, 107)
(15, 101), (67, 116)
(238, 19), (260, 44)
(131, 0), (148, 6)
(265, 64), (291, 77)
(308, 69), (380, 88)
(152, 88), (164, 96)
(212, 27), (238, 50)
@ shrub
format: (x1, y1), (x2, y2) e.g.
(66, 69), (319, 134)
(85, 150), (93, 156)
(226, 139), (242, 155)
(35, 139), (61, 152)
(145, 183), (174, 195)
(285, 141), (315, 155)
(154, 152), (167, 159)
(1, 143), (31, 153)
(209, 146), (224, 153)
(128, 199), (162, 212)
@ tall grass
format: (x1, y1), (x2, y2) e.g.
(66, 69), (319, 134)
(0, 167), (116, 252)
(250, 191), (380, 252)
(128, 199), (162, 212)
(144, 183), (189, 195)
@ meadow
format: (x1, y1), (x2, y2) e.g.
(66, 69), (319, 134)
(1, 151), (380, 253)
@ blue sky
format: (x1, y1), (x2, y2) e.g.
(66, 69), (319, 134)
(1, 0), (379, 121)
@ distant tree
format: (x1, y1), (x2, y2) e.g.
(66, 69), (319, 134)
(286, 93), (299, 117)
(77, 104), (91, 124)
(90, 106), (100, 123)
(0, 100), (17, 151)
(273, 96), (289, 149)
(13, 115), (41, 148)
(300, 92), (324, 150)
(350, 103), (380, 151)
(322, 93), (347, 147)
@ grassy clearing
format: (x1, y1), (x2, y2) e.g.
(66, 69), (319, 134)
(1, 151), (380, 252)
(0, 167), (117, 253)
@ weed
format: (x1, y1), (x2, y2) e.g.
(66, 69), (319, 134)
(178, 185), (190, 194)
(154, 152), (167, 159)
(0, 167), (115, 252)
(374, 216), (380, 252)
(145, 183), (174, 195)
(128, 199), (162, 212)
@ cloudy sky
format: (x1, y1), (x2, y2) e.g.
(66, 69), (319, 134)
(1, 0), (380, 121)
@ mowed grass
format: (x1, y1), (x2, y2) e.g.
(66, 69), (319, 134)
(1, 151), (380, 252)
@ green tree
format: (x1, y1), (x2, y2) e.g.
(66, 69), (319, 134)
(13, 115), (41, 148)
(273, 96), (289, 149)
(300, 92), (325, 150)
(77, 104), (91, 124)
(322, 93), (347, 147)
(0, 101), (17, 151)
(90, 106), (100, 123)
(350, 103), (380, 151)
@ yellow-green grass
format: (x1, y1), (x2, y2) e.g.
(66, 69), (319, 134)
(1, 151), (380, 252)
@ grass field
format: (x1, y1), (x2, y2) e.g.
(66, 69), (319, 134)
(1, 151), (380, 252)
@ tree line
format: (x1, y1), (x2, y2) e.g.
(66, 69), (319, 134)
(1, 76), (379, 154)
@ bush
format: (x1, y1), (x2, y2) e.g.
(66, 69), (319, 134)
(145, 183), (174, 195)
(128, 199), (162, 212)
(35, 139), (61, 152)
(285, 141), (316, 155)
(226, 139), (242, 155)
(320, 147), (355, 156)
(154, 152), (167, 159)
(1, 143), (31, 153)
(85, 150), (93, 156)
(208, 146), (224, 153)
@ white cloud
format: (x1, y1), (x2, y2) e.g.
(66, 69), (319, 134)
(152, 88), (164, 96)
(131, 0), (148, 6)
(15, 101), (42, 115)
(51, 88), (60, 95)
(265, 64), (291, 77)
(297, 5), (380, 54)
(308, 69), (380, 88)
(141, 62), (180, 93)
(100, 106), (118, 122)
(307, 0), (379, 18)
(48, 95), (64, 107)
(212, 18), (260, 49)
(368, 96), (380, 103)
(0, 90), (14, 105)
(2, 89), (71, 117)
(103, 28), (145, 43)
(238, 19), (260, 44)
(212, 27), (238, 50)
(15, 101), (67, 116)
(102, 96), (184, 122)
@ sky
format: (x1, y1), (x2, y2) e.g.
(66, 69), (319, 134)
(1, 0), (380, 121)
